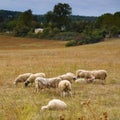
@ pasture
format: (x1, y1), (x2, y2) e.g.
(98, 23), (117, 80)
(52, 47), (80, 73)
(0, 35), (120, 120)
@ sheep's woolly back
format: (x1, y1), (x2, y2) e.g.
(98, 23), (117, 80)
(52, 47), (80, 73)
(13, 73), (32, 85)
(91, 70), (107, 80)
(75, 78), (87, 84)
(34, 73), (46, 78)
(59, 72), (76, 83)
(41, 99), (67, 110)
(58, 80), (72, 97)
(34, 77), (50, 92)
(24, 72), (46, 87)
(47, 77), (62, 88)
(76, 69), (86, 78)
(58, 80), (71, 91)
(35, 77), (49, 86)
(28, 73), (46, 82)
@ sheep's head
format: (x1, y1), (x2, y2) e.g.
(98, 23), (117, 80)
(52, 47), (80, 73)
(24, 81), (30, 87)
(73, 76), (77, 80)
(87, 77), (95, 83)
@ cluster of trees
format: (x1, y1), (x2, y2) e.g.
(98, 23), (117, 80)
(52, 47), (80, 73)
(0, 9), (43, 36)
(0, 3), (120, 46)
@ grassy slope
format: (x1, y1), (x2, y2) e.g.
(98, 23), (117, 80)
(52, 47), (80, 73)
(0, 35), (120, 120)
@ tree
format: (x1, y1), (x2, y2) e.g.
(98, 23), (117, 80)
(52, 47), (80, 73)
(53, 3), (72, 30)
(45, 3), (72, 30)
(13, 9), (33, 36)
(18, 9), (33, 26)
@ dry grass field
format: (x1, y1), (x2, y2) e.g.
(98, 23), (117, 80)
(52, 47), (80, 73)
(0, 35), (120, 120)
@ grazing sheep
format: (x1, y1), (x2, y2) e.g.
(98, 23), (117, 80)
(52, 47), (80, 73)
(91, 70), (107, 84)
(76, 70), (95, 83)
(76, 69), (86, 78)
(24, 72), (45, 87)
(66, 72), (77, 80)
(34, 77), (62, 93)
(59, 72), (77, 83)
(41, 99), (67, 111)
(13, 73), (32, 86)
(75, 78), (87, 84)
(47, 77), (62, 88)
(34, 77), (50, 93)
(58, 80), (72, 97)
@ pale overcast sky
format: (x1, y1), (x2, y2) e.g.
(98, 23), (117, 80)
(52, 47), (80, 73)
(0, 0), (120, 16)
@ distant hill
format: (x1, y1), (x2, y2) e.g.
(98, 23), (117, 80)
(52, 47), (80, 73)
(0, 10), (21, 19)
(70, 15), (97, 22)
(0, 9), (97, 22)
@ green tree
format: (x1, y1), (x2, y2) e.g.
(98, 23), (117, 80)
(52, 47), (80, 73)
(45, 3), (72, 30)
(13, 9), (33, 36)
(53, 3), (72, 30)
(18, 9), (33, 26)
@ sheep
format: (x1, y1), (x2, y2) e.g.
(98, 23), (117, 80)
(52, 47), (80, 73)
(41, 99), (67, 111)
(34, 77), (50, 93)
(59, 72), (77, 83)
(76, 69), (95, 83)
(47, 77), (62, 88)
(76, 69), (86, 78)
(91, 70), (107, 84)
(13, 73), (32, 86)
(58, 80), (72, 97)
(75, 78), (87, 84)
(66, 72), (77, 80)
(24, 72), (45, 87)
(34, 77), (62, 93)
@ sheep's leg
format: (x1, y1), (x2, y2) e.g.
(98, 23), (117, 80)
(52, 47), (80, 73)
(101, 79), (105, 85)
(69, 91), (72, 97)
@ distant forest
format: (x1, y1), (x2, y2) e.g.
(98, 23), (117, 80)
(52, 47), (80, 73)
(0, 3), (120, 46)
(0, 10), (97, 23)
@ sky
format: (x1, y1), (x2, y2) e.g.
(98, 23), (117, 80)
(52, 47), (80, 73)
(0, 0), (120, 16)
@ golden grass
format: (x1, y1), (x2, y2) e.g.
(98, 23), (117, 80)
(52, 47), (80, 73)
(0, 35), (120, 120)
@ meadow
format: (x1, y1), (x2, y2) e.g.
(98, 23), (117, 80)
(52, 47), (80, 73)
(0, 35), (120, 120)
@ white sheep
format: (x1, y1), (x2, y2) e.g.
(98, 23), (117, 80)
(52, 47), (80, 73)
(41, 99), (67, 111)
(58, 80), (72, 97)
(59, 72), (77, 83)
(13, 73), (32, 86)
(75, 78), (87, 84)
(76, 69), (95, 83)
(91, 70), (107, 84)
(66, 72), (77, 80)
(47, 77), (62, 88)
(34, 77), (50, 93)
(76, 69), (86, 78)
(24, 72), (45, 87)
(34, 77), (62, 93)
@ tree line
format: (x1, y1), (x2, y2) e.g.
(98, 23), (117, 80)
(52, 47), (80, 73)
(0, 3), (120, 46)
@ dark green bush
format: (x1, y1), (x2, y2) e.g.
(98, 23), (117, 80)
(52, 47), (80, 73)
(75, 30), (104, 45)
(13, 25), (30, 37)
(65, 40), (77, 47)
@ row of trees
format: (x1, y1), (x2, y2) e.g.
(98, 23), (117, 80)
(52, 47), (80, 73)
(0, 3), (120, 46)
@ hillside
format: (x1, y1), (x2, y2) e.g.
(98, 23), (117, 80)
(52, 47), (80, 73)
(0, 35), (120, 120)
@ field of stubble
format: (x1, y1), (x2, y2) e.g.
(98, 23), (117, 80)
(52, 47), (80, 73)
(0, 35), (120, 120)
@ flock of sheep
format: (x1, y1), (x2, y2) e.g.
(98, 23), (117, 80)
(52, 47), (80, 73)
(13, 69), (107, 111)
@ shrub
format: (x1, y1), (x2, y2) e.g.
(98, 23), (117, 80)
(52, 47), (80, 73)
(65, 40), (77, 47)
(13, 25), (30, 37)
(75, 30), (104, 45)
